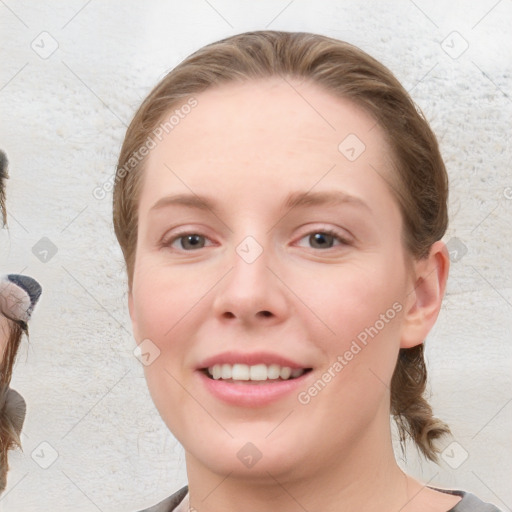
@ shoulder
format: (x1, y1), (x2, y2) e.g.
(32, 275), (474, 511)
(429, 487), (503, 512)
(135, 486), (189, 512)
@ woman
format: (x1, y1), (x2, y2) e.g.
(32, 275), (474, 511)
(112, 31), (501, 511)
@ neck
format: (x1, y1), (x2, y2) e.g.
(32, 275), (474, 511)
(184, 412), (413, 512)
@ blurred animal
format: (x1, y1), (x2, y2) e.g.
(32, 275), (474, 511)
(0, 150), (42, 493)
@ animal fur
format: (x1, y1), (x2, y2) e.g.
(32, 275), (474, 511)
(0, 151), (42, 494)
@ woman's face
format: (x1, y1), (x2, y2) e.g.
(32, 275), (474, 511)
(129, 78), (421, 479)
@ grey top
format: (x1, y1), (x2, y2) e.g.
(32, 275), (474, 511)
(137, 485), (503, 512)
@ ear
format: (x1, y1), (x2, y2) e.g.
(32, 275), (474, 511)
(400, 240), (450, 349)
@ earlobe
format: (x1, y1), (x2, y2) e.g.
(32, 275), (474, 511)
(400, 241), (450, 349)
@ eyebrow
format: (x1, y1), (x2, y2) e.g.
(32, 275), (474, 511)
(149, 190), (372, 215)
(284, 190), (372, 213)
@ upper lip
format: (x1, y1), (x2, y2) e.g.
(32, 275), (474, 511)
(197, 351), (311, 370)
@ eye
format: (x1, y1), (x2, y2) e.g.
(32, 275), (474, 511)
(162, 232), (213, 251)
(296, 229), (350, 250)
(161, 228), (350, 252)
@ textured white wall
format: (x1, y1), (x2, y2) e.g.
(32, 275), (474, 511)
(0, 1), (510, 510)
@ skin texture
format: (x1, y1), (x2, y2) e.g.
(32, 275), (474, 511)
(128, 78), (458, 512)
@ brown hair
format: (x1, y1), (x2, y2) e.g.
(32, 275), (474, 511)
(0, 150), (8, 227)
(113, 30), (450, 462)
(0, 320), (26, 493)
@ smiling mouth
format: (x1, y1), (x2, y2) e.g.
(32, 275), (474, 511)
(201, 363), (313, 382)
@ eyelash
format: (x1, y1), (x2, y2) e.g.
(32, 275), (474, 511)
(161, 228), (351, 252)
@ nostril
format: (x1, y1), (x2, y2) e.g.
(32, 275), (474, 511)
(221, 311), (272, 319)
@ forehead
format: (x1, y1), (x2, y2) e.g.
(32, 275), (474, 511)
(140, 77), (398, 219)
(155, 77), (388, 164)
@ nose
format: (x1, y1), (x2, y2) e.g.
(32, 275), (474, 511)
(211, 236), (289, 326)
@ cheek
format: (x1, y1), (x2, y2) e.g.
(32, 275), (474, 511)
(131, 263), (196, 343)
(295, 260), (405, 339)
(133, 272), (193, 425)
(296, 260), (406, 393)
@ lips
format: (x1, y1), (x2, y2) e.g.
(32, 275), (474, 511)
(196, 352), (313, 406)
(197, 352), (312, 381)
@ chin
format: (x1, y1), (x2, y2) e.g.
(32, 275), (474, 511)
(180, 422), (309, 478)
(188, 440), (303, 480)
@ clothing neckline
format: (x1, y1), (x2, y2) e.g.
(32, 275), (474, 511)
(172, 486), (467, 512)
(147, 484), (501, 512)
(426, 486), (465, 511)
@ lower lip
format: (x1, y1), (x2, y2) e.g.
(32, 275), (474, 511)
(197, 370), (311, 407)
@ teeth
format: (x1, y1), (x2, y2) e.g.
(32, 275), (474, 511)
(212, 365), (222, 380)
(232, 364), (250, 380)
(250, 364), (267, 381)
(290, 368), (304, 378)
(267, 364), (280, 379)
(207, 363), (307, 381)
(221, 364), (232, 379)
(280, 366), (291, 379)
